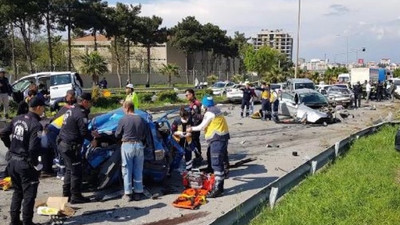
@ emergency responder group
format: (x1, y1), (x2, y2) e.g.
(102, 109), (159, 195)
(0, 84), (231, 224)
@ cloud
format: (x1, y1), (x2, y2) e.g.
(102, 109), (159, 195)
(325, 4), (350, 16)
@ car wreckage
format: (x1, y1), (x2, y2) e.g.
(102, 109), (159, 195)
(278, 89), (336, 124)
(49, 108), (185, 190)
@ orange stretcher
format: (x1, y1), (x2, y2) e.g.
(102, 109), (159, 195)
(0, 177), (12, 191)
(172, 188), (208, 210)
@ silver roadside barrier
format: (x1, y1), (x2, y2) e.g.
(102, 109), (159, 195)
(210, 121), (400, 225)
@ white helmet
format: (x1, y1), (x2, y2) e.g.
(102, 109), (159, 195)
(0, 68), (5, 73)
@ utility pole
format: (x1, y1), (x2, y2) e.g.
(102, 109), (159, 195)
(127, 39), (131, 83)
(294, 0), (301, 78)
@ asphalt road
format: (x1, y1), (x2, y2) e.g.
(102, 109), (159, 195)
(0, 101), (398, 225)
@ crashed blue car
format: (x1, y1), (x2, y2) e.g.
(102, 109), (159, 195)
(82, 108), (185, 189)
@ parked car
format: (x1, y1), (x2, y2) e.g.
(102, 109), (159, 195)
(316, 85), (332, 94)
(286, 78), (316, 91)
(270, 83), (286, 91)
(279, 89), (332, 124)
(11, 71), (83, 108)
(209, 81), (235, 96)
(226, 84), (261, 103)
(324, 86), (353, 108)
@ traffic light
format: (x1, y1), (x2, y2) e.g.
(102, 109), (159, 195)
(362, 47), (366, 52)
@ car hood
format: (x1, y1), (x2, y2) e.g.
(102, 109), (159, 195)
(296, 104), (330, 123)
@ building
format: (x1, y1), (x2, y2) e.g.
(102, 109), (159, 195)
(300, 59), (329, 73)
(251, 29), (293, 60)
(380, 58), (391, 65)
(70, 34), (238, 87)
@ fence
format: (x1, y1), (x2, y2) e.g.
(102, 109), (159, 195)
(210, 121), (400, 225)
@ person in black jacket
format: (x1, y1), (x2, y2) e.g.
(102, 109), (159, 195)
(57, 93), (98, 204)
(353, 82), (362, 108)
(0, 97), (45, 225)
(0, 68), (11, 119)
(240, 82), (256, 117)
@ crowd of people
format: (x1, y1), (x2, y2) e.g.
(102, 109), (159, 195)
(0, 81), (230, 225)
(352, 79), (396, 109)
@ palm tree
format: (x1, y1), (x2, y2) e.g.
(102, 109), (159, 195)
(80, 51), (108, 86)
(159, 63), (179, 87)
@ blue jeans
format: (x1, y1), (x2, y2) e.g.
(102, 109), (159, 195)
(121, 142), (144, 195)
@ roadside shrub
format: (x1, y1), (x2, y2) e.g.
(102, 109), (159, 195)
(138, 92), (154, 103)
(195, 89), (214, 100)
(94, 96), (120, 108)
(91, 86), (101, 102)
(207, 74), (218, 85)
(157, 90), (178, 103)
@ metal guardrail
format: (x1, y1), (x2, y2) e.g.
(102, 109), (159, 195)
(210, 121), (400, 225)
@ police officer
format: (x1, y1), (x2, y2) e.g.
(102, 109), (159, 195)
(0, 97), (45, 225)
(185, 88), (203, 162)
(240, 81), (256, 117)
(57, 93), (96, 204)
(187, 95), (230, 198)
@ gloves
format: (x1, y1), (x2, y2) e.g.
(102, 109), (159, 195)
(34, 163), (43, 171)
(174, 131), (185, 138)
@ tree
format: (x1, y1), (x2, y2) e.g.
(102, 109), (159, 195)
(1, 0), (43, 73)
(324, 67), (348, 84)
(159, 63), (179, 87)
(137, 15), (167, 87)
(202, 23), (229, 77)
(393, 68), (400, 78)
(76, 0), (108, 51)
(243, 45), (281, 79)
(105, 3), (141, 88)
(232, 31), (249, 75)
(55, 0), (81, 71)
(170, 16), (204, 84)
(80, 51), (108, 86)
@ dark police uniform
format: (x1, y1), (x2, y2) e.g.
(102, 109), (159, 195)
(57, 96), (92, 203)
(188, 98), (202, 160)
(241, 87), (256, 117)
(0, 98), (44, 225)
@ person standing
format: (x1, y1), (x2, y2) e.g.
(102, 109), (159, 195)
(259, 82), (271, 121)
(353, 82), (362, 108)
(389, 80), (396, 102)
(185, 88), (203, 161)
(240, 82), (256, 118)
(125, 84), (139, 109)
(270, 88), (280, 122)
(0, 68), (11, 119)
(376, 81), (383, 102)
(115, 101), (149, 202)
(57, 93), (96, 204)
(187, 95), (230, 198)
(0, 97), (45, 225)
(47, 90), (77, 180)
(172, 107), (194, 171)
(365, 80), (371, 103)
(99, 77), (108, 89)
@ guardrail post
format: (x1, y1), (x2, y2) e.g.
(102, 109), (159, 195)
(269, 187), (279, 209)
(334, 141), (340, 157)
(310, 161), (317, 175)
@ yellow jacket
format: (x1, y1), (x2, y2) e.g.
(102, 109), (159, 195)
(125, 92), (139, 109)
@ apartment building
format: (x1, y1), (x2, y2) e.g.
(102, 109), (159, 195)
(251, 29), (293, 60)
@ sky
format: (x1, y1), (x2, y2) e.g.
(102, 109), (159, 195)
(108, 0), (400, 64)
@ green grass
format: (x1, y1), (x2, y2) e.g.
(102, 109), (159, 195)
(251, 125), (400, 225)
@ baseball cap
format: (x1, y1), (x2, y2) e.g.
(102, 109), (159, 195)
(126, 84), (134, 89)
(79, 92), (92, 101)
(29, 97), (46, 108)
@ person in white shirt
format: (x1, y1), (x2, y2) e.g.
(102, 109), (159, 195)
(365, 80), (371, 103)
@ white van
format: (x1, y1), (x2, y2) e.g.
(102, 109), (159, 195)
(11, 71), (83, 107)
(286, 78), (315, 91)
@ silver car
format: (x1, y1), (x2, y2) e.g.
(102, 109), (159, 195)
(324, 86), (353, 108)
(279, 89), (332, 124)
(209, 81), (235, 96)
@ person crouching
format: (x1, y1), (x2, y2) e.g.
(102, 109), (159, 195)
(115, 101), (150, 202)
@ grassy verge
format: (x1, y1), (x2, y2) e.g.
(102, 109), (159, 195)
(251, 125), (400, 225)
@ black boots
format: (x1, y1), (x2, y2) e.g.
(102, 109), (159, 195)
(70, 194), (91, 204)
(207, 180), (224, 198)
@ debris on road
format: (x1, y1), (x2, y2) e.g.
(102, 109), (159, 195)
(292, 151), (299, 156)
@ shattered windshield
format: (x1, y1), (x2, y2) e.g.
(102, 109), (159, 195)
(299, 92), (328, 105)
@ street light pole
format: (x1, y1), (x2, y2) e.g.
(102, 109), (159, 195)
(346, 36), (349, 66)
(294, 0), (301, 78)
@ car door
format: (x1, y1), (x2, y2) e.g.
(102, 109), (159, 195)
(279, 92), (296, 116)
(49, 73), (74, 102)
